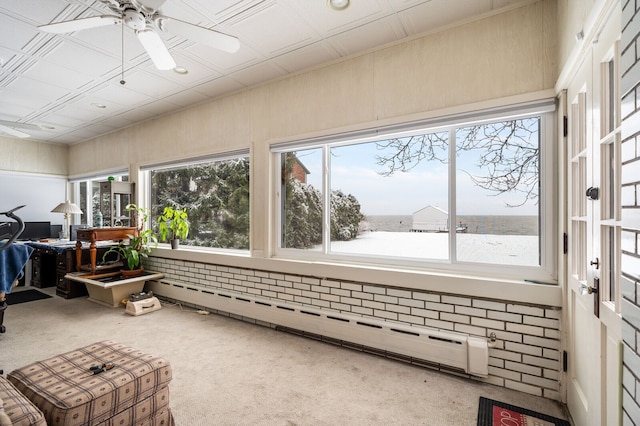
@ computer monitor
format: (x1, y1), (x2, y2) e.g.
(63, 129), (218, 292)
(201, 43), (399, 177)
(50, 224), (62, 238)
(20, 221), (51, 240)
(0, 222), (14, 239)
(0, 221), (19, 239)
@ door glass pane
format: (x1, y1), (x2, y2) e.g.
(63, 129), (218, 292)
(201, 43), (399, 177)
(608, 227), (616, 301)
(572, 221), (587, 281)
(572, 158), (587, 217)
(572, 95), (587, 155)
(600, 142), (616, 220)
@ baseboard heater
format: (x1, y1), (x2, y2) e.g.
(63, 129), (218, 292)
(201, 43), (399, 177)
(147, 279), (489, 377)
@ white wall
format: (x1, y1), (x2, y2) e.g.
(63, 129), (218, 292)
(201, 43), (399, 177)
(0, 173), (67, 224)
(0, 136), (68, 225)
(0, 136), (67, 175)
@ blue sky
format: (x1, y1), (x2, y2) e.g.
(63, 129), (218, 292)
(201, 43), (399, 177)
(293, 135), (539, 216)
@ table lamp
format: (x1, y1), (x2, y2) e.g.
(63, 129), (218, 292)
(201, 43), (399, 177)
(51, 200), (83, 239)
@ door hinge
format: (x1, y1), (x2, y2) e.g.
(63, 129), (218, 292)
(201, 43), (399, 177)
(563, 233), (568, 254)
(563, 116), (568, 137)
(563, 350), (568, 372)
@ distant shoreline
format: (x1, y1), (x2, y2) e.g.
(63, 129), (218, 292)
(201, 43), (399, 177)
(362, 215), (538, 236)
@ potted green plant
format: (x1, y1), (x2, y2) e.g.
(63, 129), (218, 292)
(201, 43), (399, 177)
(102, 204), (158, 276)
(158, 206), (190, 249)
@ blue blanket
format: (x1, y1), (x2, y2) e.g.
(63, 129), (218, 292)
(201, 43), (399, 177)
(0, 244), (34, 294)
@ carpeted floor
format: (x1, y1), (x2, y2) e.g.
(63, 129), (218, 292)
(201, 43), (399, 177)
(0, 286), (569, 425)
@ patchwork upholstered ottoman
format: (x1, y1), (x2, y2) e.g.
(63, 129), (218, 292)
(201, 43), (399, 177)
(7, 341), (173, 426)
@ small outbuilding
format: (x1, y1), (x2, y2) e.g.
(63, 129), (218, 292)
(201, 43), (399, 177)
(411, 205), (448, 232)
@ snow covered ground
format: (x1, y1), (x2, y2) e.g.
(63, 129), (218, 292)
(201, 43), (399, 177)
(327, 231), (539, 266)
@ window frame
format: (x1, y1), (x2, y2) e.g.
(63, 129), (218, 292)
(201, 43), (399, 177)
(140, 151), (251, 253)
(272, 101), (557, 282)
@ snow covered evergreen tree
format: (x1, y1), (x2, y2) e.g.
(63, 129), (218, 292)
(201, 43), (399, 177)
(282, 153), (363, 249)
(150, 157), (250, 249)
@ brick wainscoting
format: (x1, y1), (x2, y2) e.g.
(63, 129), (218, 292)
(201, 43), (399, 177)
(145, 256), (562, 400)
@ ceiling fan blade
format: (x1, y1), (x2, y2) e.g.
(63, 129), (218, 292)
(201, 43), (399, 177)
(0, 125), (30, 138)
(159, 17), (240, 53)
(39, 15), (121, 34)
(136, 29), (176, 70)
(0, 120), (41, 131)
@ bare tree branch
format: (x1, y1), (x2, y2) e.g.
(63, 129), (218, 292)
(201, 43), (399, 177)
(375, 132), (448, 176)
(375, 118), (539, 207)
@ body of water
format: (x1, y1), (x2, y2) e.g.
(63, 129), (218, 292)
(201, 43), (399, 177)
(362, 215), (538, 236)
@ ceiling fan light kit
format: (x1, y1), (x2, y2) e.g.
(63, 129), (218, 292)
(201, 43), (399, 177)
(122, 7), (146, 30)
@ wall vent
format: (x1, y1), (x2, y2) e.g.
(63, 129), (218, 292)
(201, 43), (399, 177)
(147, 279), (489, 377)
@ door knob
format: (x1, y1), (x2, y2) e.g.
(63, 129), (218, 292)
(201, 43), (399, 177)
(580, 278), (600, 318)
(585, 187), (599, 200)
(590, 258), (599, 269)
(580, 283), (598, 295)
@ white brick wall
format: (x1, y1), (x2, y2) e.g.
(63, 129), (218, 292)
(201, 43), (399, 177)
(145, 256), (562, 399)
(621, 0), (640, 423)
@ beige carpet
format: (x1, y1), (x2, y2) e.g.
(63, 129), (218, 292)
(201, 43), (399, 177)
(1, 286), (569, 425)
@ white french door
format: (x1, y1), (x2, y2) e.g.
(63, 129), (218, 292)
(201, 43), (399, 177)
(565, 10), (622, 426)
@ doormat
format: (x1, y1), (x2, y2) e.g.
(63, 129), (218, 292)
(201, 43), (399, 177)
(6, 289), (52, 305)
(477, 397), (570, 426)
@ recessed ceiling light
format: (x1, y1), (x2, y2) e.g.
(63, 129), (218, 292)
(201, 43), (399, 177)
(91, 103), (107, 109)
(40, 124), (55, 130)
(173, 66), (189, 75)
(327, 0), (350, 11)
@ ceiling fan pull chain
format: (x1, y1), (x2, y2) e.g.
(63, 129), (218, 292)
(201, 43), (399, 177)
(120, 18), (126, 85)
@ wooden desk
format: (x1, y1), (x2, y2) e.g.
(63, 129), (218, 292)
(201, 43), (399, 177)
(26, 241), (116, 299)
(75, 227), (137, 274)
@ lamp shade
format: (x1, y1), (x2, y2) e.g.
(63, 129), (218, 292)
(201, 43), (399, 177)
(51, 200), (83, 215)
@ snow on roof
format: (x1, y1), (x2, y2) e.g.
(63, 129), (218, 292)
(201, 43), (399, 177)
(412, 205), (448, 216)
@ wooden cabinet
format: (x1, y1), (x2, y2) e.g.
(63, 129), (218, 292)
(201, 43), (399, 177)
(30, 250), (42, 288)
(56, 249), (87, 299)
(29, 247), (56, 289)
(99, 181), (134, 227)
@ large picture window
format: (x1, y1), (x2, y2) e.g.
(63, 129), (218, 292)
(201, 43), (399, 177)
(275, 102), (555, 278)
(146, 153), (250, 250)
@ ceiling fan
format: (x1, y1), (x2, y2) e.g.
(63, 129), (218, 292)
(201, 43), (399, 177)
(0, 121), (43, 138)
(38, 0), (240, 70)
